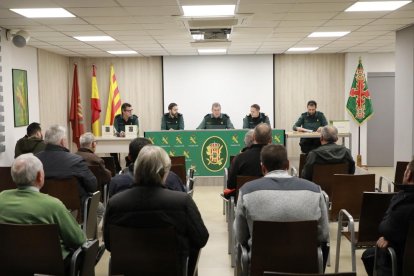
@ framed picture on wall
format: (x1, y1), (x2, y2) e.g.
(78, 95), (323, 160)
(12, 69), (29, 127)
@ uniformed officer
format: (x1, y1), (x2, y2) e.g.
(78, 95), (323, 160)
(293, 100), (328, 153)
(112, 102), (139, 171)
(161, 103), (184, 130)
(197, 102), (234, 129)
(113, 103), (139, 137)
(242, 104), (271, 129)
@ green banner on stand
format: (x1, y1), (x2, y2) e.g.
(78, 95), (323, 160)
(144, 129), (285, 176)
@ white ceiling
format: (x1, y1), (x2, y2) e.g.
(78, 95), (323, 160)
(0, 0), (413, 57)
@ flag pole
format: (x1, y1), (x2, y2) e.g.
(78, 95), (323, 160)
(357, 126), (362, 167)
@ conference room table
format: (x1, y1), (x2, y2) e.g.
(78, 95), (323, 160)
(285, 131), (352, 152)
(95, 136), (134, 154)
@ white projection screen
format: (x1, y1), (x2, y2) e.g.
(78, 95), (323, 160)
(163, 55), (274, 130)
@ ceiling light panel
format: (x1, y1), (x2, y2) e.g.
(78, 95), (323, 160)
(182, 5), (235, 16)
(107, 50), (138, 54)
(287, 47), (319, 52)
(345, 1), (411, 12)
(308, 31), (350, 37)
(10, 8), (76, 18)
(74, 36), (115, 41)
(198, 48), (227, 54)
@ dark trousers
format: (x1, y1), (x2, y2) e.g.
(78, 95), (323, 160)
(300, 138), (321, 154)
(110, 153), (122, 172)
(362, 247), (393, 276)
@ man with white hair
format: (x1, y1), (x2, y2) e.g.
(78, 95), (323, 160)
(36, 125), (98, 214)
(301, 125), (355, 180)
(0, 153), (85, 260)
(76, 132), (111, 184)
(104, 145), (209, 274)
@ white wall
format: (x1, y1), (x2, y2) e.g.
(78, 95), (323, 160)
(163, 55), (274, 129)
(0, 29), (39, 166)
(344, 53), (395, 165)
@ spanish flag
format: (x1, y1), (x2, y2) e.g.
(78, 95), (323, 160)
(69, 64), (85, 148)
(91, 65), (101, 136)
(104, 65), (121, 125)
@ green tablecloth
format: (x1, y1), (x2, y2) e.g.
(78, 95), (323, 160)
(144, 129), (285, 176)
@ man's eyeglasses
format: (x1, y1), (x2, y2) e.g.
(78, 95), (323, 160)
(125, 109), (133, 112)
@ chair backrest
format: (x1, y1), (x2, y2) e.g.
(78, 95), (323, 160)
(83, 191), (101, 240)
(298, 153), (308, 178)
(101, 156), (116, 177)
(171, 164), (187, 184)
(88, 165), (106, 202)
(250, 220), (320, 276)
(41, 177), (82, 221)
(394, 161), (409, 192)
(171, 155), (186, 166)
(0, 223), (65, 275)
(358, 192), (396, 242)
(235, 175), (261, 203)
(402, 221), (414, 276)
(109, 225), (185, 276)
(312, 163), (349, 198)
(263, 272), (356, 276)
(0, 166), (15, 192)
(330, 174), (375, 221)
(187, 168), (195, 197)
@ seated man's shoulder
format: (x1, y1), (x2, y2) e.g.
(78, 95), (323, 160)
(222, 113), (230, 118)
(204, 113), (211, 118)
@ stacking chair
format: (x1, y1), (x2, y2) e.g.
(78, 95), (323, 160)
(335, 192), (395, 272)
(222, 167), (229, 216)
(298, 153), (308, 178)
(0, 166), (15, 192)
(375, 221), (414, 276)
(88, 165), (109, 205)
(171, 155), (186, 166)
(312, 163), (349, 198)
(379, 161), (409, 192)
(83, 191), (101, 240)
(101, 156), (117, 176)
(238, 220), (322, 276)
(0, 223), (98, 276)
(41, 177), (83, 222)
(229, 175), (261, 267)
(171, 164), (187, 185)
(187, 168), (195, 197)
(109, 225), (192, 276)
(329, 174), (376, 221)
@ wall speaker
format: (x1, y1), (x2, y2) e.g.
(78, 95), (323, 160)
(12, 30), (30, 48)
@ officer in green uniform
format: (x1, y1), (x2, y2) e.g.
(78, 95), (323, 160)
(197, 102), (234, 129)
(161, 103), (184, 130)
(293, 100), (328, 153)
(112, 102), (139, 171)
(243, 104), (271, 129)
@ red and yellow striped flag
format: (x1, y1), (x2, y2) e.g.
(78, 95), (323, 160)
(104, 65), (121, 125)
(69, 64), (85, 148)
(91, 65), (101, 136)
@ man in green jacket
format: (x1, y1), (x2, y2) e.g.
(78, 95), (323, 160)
(14, 122), (46, 158)
(197, 102), (234, 129)
(0, 153), (85, 261)
(301, 125), (355, 180)
(161, 102), (184, 130)
(293, 100), (328, 153)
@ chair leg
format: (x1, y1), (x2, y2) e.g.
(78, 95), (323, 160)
(335, 219), (342, 272)
(351, 243), (356, 272)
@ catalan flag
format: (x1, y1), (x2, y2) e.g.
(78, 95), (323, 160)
(91, 65), (101, 136)
(104, 65), (121, 125)
(69, 64), (85, 148)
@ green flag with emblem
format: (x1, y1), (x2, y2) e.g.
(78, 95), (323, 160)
(346, 58), (374, 125)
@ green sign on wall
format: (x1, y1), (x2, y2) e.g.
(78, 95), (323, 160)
(144, 129), (285, 176)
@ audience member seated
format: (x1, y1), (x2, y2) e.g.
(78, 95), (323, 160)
(0, 153), (85, 262)
(225, 123), (272, 197)
(234, 144), (330, 269)
(14, 122), (46, 158)
(109, 138), (186, 198)
(362, 160), (414, 276)
(301, 125), (355, 181)
(241, 129), (254, 152)
(76, 132), (111, 184)
(36, 125), (103, 222)
(103, 145), (209, 272)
